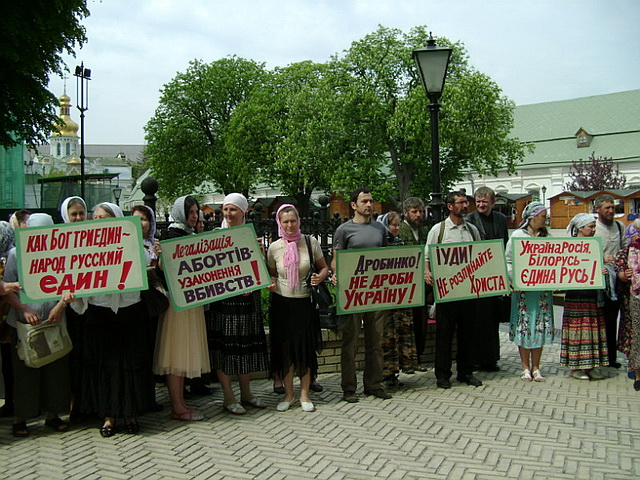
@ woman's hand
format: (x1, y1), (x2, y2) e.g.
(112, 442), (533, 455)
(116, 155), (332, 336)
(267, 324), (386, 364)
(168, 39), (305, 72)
(22, 307), (41, 326)
(310, 273), (323, 287)
(267, 277), (277, 292)
(0, 281), (21, 295)
(46, 301), (66, 324)
(62, 292), (77, 303)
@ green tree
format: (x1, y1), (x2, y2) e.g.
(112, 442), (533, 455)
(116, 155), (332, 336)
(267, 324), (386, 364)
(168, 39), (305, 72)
(0, 0), (89, 149)
(227, 60), (388, 215)
(565, 152), (627, 191)
(338, 25), (527, 204)
(145, 57), (267, 198)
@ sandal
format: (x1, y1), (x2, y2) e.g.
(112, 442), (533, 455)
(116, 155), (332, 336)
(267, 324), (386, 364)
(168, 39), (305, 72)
(532, 370), (545, 382)
(241, 397), (266, 409)
(45, 417), (70, 432)
(12, 422), (29, 438)
(273, 384), (285, 395)
(171, 409), (204, 421)
(520, 369), (532, 381)
(223, 402), (247, 415)
(99, 423), (116, 438)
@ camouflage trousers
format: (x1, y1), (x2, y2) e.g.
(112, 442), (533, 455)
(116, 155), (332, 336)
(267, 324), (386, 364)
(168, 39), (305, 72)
(383, 308), (417, 376)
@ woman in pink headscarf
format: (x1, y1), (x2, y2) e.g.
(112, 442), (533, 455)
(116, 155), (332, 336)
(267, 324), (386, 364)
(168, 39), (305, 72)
(267, 204), (328, 412)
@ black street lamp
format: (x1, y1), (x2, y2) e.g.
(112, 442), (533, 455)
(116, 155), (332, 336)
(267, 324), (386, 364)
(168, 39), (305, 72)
(112, 185), (122, 206)
(412, 34), (452, 224)
(541, 185), (547, 204)
(74, 62), (91, 200)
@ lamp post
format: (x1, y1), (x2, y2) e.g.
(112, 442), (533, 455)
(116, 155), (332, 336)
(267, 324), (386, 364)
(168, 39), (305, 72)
(541, 185), (547, 204)
(412, 34), (452, 224)
(112, 185), (122, 206)
(74, 62), (91, 200)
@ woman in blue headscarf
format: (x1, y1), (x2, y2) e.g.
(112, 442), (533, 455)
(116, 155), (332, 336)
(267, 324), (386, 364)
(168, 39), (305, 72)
(505, 202), (554, 382)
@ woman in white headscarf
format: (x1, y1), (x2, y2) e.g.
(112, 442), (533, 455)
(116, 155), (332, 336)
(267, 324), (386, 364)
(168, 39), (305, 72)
(4, 214), (71, 437)
(154, 195), (210, 421)
(207, 193), (269, 415)
(561, 212), (609, 380)
(506, 201), (554, 382)
(59, 196), (87, 421)
(66, 202), (155, 437)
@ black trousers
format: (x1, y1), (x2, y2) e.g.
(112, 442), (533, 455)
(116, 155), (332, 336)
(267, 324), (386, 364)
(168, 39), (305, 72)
(435, 299), (475, 380)
(603, 297), (620, 364)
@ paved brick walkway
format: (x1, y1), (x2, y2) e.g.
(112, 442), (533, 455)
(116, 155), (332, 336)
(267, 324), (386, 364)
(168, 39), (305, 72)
(1, 325), (639, 480)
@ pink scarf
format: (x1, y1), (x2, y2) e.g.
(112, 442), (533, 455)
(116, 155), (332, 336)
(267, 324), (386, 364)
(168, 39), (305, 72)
(276, 204), (302, 290)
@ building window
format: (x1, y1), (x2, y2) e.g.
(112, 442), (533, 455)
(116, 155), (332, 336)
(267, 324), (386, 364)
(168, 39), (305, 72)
(575, 128), (591, 148)
(66, 143), (71, 155)
(56, 143), (61, 156)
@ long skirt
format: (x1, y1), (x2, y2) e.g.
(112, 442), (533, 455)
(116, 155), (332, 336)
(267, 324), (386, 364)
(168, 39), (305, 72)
(207, 291), (269, 376)
(560, 290), (609, 370)
(154, 304), (210, 378)
(628, 295), (640, 370)
(269, 293), (321, 380)
(10, 329), (70, 419)
(81, 302), (155, 419)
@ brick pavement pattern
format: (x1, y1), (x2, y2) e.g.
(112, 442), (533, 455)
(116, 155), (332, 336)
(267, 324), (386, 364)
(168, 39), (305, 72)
(1, 328), (639, 480)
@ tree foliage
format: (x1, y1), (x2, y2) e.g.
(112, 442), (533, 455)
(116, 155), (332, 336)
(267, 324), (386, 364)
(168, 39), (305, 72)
(565, 152), (627, 191)
(0, 0), (89, 149)
(338, 25), (527, 204)
(145, 57), (267, 198)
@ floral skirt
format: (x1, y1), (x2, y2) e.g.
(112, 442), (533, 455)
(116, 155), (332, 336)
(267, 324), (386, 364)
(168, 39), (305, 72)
(509, 291), (554, 349)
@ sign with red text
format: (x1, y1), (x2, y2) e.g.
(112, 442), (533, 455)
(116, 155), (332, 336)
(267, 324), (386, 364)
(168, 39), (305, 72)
(428, 239), (509, 303)
(159, 224), (269, 311)
(335, 245), (424, 314)
(15, 216), (148, 303)
(512, 237), (604, 290)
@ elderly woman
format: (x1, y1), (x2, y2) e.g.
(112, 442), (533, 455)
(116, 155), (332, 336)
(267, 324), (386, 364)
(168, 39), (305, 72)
(621, 219), (640, 390)
(377, 212), (418, 386)
(66, 202), (154, 436)
(506, 202), (554, 382)
(1, 221), (19, 418)
(132, 205), (157, 267)
(560, 213), (609, 380)
(615, 221), (640, 380)
(267, 204), (327, 412)
(59, 196), (87, 420)
(207, 193), (269, 415)
(4, 214), (71, 437)
(154, 196), (210, 420)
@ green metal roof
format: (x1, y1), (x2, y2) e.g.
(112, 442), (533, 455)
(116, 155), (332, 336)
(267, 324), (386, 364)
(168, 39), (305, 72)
(511, 89), (640, 169)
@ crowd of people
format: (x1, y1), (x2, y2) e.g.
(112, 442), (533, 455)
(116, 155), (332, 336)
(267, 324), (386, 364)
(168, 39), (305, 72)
(0, 188), (637, 439)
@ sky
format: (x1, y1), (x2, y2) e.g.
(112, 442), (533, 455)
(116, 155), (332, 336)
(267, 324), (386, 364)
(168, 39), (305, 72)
(47, 0), (640, 146)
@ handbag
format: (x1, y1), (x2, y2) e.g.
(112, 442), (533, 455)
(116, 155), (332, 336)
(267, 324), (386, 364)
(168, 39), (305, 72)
(141, 267), (170, 318)
(16, 320), (72, 368)
(304, 235), (334, 311)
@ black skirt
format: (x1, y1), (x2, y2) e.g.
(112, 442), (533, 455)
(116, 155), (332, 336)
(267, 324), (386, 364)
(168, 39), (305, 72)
(79, 302), (155, 418)
(269, 293), (322, 379)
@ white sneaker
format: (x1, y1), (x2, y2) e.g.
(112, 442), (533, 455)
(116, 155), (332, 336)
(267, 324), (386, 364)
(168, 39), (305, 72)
(276, 398), (296, 412)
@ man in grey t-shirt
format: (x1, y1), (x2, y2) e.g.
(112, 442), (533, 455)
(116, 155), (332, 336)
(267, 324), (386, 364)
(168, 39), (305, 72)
(331, 188), (390, 403)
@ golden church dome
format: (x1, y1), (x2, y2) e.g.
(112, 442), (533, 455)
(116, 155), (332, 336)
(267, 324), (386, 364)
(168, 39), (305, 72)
(52, 94), (79, 137)
(67, 155), (81, 165)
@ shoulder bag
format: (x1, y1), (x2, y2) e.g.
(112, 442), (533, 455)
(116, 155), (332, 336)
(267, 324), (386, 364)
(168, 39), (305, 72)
(16, 320), (72, 368)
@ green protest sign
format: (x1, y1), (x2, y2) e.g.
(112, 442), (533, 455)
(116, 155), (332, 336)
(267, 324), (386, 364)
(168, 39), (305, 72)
(159, 223), (269, 311)
(511, 237), (604, 290)
(335, 245), (424, 315)
(428, 239), (509, 303)
(15, 216), (148, 303)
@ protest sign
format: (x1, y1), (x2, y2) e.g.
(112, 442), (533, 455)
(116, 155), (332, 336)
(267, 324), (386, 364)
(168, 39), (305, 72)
(428, 239), (510, 303)
(15, 216), (147, 303)
(511, 237), (604, 290)
(335, 245), (424, 315)
(159, 223), (269, 311)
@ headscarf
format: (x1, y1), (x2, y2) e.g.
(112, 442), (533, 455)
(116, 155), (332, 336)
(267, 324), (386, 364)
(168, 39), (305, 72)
(0, 221), (14, 256)
(518, 201), (546, 228)
(567, 213), (596, 237)
(221, 193), (248, 228)
(8, 213), (19, 230)
(26, 213), (54, 227)
(625, 223), (639, 241)
(60, 196), (87, 223)
(170, 195), (196, 234)
(94, 202), (124, 218)
(133, 205), (157, 243)
(276, 204), (302, 290)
